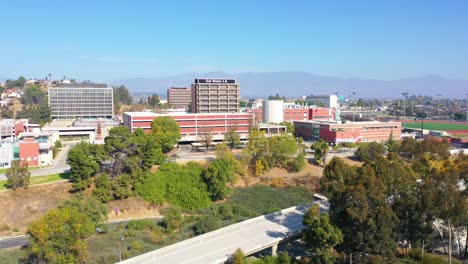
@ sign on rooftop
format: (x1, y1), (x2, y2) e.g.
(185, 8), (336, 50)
(195, 79), (235, 84)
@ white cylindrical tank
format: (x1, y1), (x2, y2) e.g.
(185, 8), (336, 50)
(262, 100), (284, 123)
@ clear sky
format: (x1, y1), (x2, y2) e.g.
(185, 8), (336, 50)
(1, 0), (467, 81)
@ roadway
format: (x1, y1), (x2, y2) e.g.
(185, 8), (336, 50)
(0, 143), (72, 180)
(0, 235), (28, 250)
(118, 201), (329, 264)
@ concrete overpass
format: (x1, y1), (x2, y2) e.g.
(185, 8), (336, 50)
(118, 200), (329, 264)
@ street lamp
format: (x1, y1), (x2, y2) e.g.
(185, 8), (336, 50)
(351, 92), (356, 122)
(350, 251), (369, 264)
(119, 236), (125, 262)
(402, 92), (408, 128)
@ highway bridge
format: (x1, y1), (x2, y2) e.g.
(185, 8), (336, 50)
(118, 200), (329, 264)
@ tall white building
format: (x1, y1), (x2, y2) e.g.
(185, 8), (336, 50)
(48, 83), (113, 119)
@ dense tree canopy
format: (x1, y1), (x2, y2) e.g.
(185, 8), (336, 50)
(303, 205), (343, 264)
(151, 116), (181, 153)
(27, 207), (95, 264)
(66, 142), (101, 191)
(204, 145), (238, 200)
(321, 137), (468, 261)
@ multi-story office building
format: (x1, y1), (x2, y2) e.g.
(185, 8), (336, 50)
(123, 112), (253, 142)
(191, 79), (240, 113)
(167, 87), (191, 109)
(48, 83), (113, 119)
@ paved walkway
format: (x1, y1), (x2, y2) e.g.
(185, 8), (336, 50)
(118, 201), (329, 264)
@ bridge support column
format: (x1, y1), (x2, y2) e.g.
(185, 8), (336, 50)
(271, 243), (278, 256)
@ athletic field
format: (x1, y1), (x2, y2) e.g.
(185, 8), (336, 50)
(404, 121), (468, 132)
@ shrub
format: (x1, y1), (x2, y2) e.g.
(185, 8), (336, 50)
(161, 207), (182, 233)
(126, 219), (157, 231)
(136, 162), (211, 210)
(193, 215), (222, 235)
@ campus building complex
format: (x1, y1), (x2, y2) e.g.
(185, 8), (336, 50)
(0, 130), (58, 168)
(48, 83), (113, 119)
(191, 79), (240, 113)
(246, 101), (336, 123)
(294, 120), (401, 143)
(123, 112), (253, 142)
(167, 87), (191, 109)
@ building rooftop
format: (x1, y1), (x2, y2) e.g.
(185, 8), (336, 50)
(124, 112), (252, 117)
(169, 87), (191, 90)
(51, 83), (108, 88)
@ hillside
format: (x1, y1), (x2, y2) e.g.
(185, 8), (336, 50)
(112, 72), (468, 99)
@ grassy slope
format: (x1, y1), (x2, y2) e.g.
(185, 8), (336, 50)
(0, 172), (71, 190)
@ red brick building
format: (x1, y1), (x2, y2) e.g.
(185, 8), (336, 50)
(123, 112), (254, 142)
(294, 120), (401, 143)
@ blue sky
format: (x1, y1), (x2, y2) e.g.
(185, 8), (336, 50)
(1, 0), (467, 81)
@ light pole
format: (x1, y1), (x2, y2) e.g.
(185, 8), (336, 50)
(350, 251), (368, 264)
(119, 236), (125, 262)
(351, 92), (356, 122)
(416, 112), (427, 137)
(402, 92), (408, 128)
(466, 93), (468, 122)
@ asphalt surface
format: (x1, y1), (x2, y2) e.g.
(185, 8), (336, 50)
(118, 202), (329, 264)
(0, 236), (28, 250)
(0, 143), (72, 180)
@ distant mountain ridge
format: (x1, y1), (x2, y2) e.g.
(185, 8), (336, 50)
(113, 72), (467, 99)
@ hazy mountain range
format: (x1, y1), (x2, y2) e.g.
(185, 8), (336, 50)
(112, 72), (467, 99)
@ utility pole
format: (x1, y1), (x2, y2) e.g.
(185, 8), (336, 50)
(402, 92), (408, 128)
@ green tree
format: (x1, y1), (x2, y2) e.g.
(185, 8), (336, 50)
(151, 116), (181, 153)
(386, 130), (397, 153)
(21, 84), (47, 105)
(6, 76), (26, 88)
(354, 142), (386, 163)
(329, 165), (398, 259)
(105, 126), (133, 177)
(303, 205), (343, 264)
(321, 157), (357, 198)
(204, 157), (236, 201)
(92, 174), (114, 202)
(148, 94), (160, 107)
(312, 139), (329, 167)
(279, 121), (294, 134)
(225, 126), (241, 150)
(5, 160), (31, 190)
(67, 142), (100, 191)
(60, 194), (109, 223)
(289, 150), (306, 172)
(0, 106), (14, 118)
(27, 207), (95, 264)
